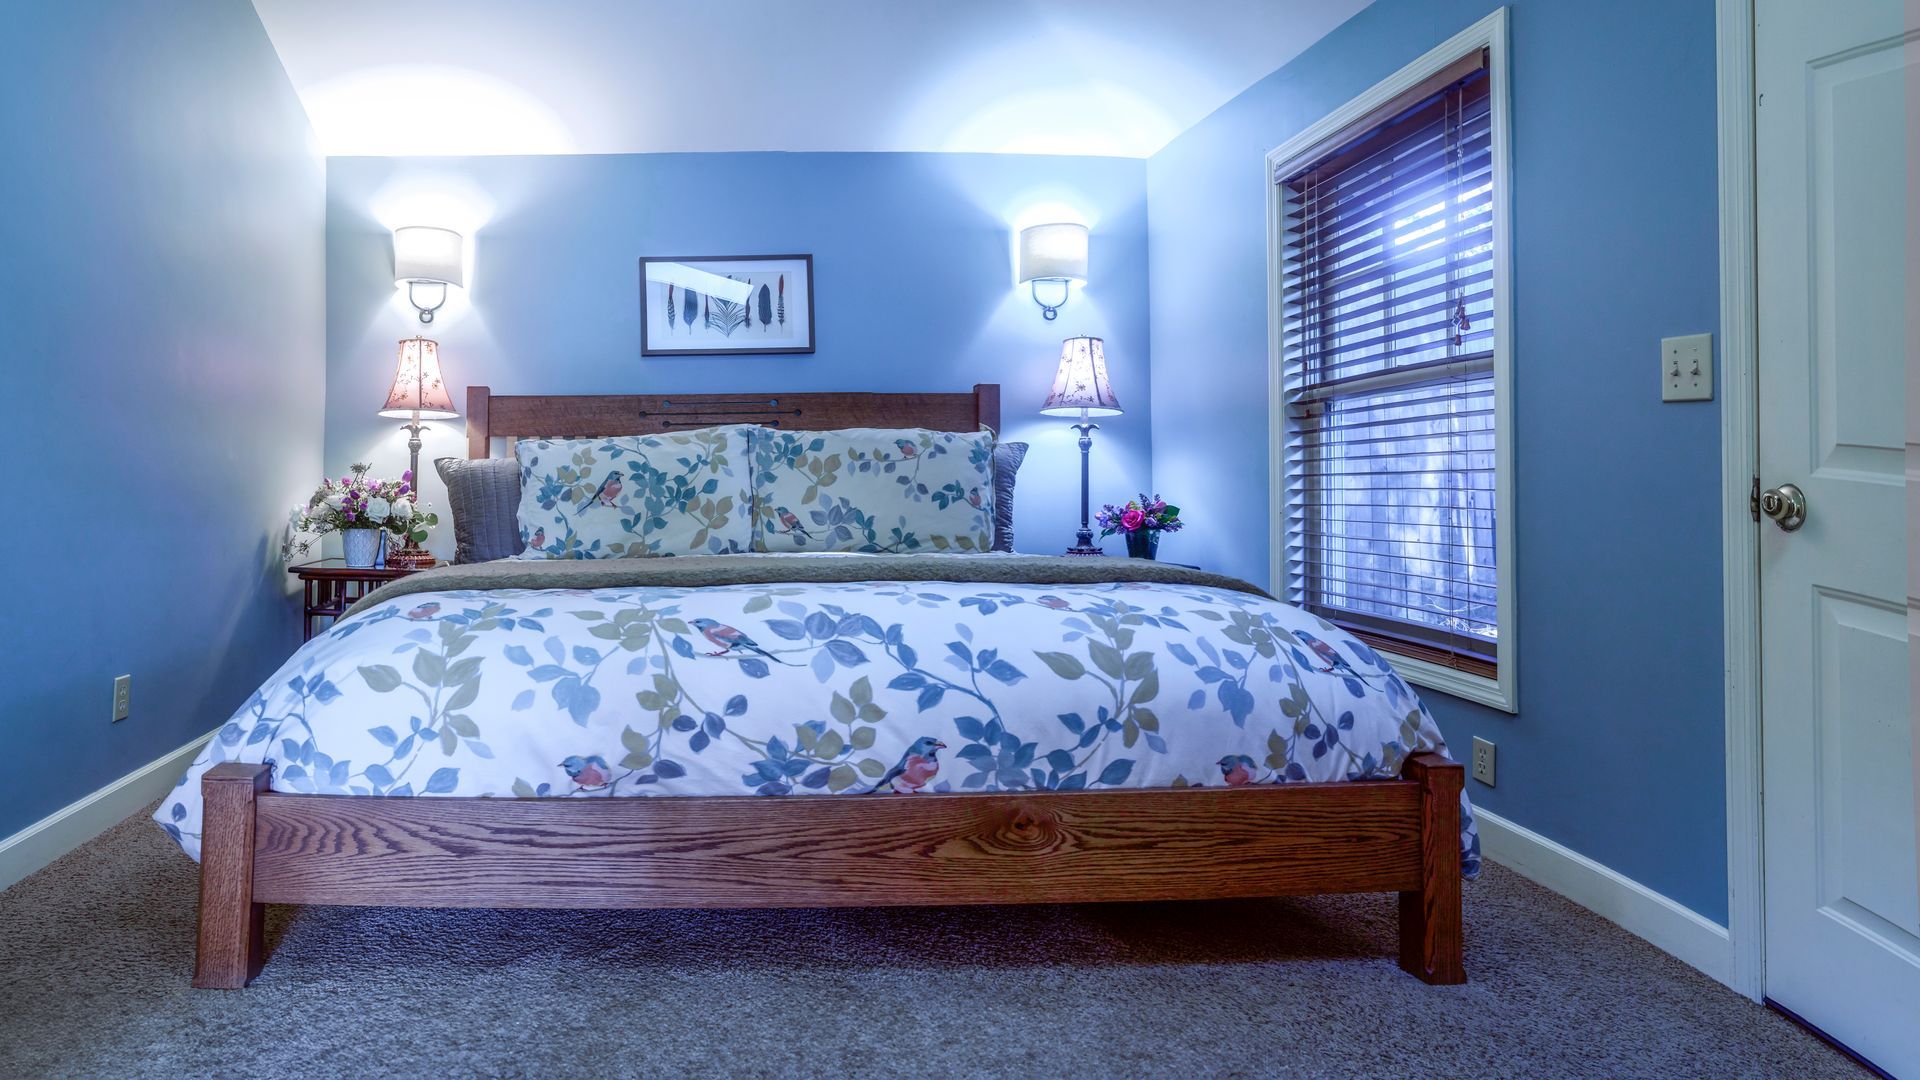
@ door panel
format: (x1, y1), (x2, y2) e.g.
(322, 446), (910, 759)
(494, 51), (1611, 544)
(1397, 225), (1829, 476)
(1757, 1), (1918, 1074)
(1815, 590), (1917, 941)
(1819, 51), (1907, 464)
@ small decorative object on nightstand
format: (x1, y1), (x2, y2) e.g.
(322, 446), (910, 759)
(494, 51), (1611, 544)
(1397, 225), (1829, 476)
(285, 463), (440, 570)
(289, 560), (435, 641)
(1096, 493), (1182, 560)
(1041, 336), (1122, 556)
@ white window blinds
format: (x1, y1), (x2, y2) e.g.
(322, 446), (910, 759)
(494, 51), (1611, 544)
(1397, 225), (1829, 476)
(1277, 51), (1499, 674)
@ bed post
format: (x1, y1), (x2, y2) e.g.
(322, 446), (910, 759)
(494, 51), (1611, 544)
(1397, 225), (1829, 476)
(972, 382), (1001, 435)
(1397, 751), (1465, 984)
(467, 385), (491, 460)
(194, 762), (270, 989)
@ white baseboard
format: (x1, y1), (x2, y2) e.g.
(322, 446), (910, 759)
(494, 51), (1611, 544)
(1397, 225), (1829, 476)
(1476, 807), (1736, 990)
(0, 728), (213, 892)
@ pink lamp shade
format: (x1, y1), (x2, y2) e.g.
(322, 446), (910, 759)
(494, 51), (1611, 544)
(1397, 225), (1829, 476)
(378, 338), (458, 420)
(1040, 336), (1122, 417)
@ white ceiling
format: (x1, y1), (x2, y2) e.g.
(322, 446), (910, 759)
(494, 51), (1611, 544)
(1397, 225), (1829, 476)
(251, 0), (1370, 158)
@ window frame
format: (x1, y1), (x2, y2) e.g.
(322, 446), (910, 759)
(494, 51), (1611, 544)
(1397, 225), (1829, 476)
(1264, 7), (1517, 713)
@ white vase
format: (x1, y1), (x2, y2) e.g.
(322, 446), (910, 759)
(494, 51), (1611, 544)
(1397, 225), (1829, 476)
(342, 528), (381, 569)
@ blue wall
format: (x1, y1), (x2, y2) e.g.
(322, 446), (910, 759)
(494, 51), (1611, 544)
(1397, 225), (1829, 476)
(1147, 0), (1728, 920)
(0, 0), (1726, 923)
(324, 152), (1151, 561)
(0, 1), (324, 838)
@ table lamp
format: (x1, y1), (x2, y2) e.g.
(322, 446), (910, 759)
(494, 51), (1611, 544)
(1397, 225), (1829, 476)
(378, 337), (457, 568)
(1041, 336), (1122, 556)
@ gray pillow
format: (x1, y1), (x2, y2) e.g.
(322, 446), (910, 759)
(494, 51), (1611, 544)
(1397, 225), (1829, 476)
(991, 441), (1027, 552)
(435, 456), (523, 563)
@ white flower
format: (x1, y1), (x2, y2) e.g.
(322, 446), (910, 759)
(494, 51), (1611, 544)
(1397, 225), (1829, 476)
(365, 497), (391, 523)
(388, 499), (413, 523)
(323, 493), (346, 510)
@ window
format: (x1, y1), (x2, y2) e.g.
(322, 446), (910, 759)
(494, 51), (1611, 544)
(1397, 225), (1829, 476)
(1268, 13), (1514, 711)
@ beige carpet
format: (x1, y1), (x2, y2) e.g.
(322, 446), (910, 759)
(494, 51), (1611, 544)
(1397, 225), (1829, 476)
(0, 806), (1855, 1079)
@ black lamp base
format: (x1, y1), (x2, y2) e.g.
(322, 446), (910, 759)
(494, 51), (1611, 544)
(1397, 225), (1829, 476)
(1062, 416), (1106, 558)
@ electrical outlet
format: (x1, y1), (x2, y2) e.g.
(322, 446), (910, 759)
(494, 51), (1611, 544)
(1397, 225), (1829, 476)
(1470, 736), (1496, 786)
(111, 675), (131, 722)
(1660, 333), (1714, 401)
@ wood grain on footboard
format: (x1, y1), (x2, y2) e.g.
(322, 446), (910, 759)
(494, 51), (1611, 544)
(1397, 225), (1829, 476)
(195, 753), (1465, 986)
(249, 783), (1423, 909)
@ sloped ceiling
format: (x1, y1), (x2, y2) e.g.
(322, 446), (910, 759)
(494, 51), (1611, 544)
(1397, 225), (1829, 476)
(251, 0), (1370, 158)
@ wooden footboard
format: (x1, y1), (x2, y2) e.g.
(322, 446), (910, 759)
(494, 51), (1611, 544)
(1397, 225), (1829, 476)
(194, 752), (1464, 988)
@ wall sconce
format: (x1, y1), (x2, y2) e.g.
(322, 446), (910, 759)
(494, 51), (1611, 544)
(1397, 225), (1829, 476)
(392, 226), (465, 324)
(1017, 222), (1088, 321)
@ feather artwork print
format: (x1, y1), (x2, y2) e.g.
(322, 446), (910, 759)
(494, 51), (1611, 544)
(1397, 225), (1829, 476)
(704, 276), (748, 337)
(682, 287), (698, 331)
(777, 274), (786, 327)
(666, 283), (676, 331)
(757, 282), (772, 329)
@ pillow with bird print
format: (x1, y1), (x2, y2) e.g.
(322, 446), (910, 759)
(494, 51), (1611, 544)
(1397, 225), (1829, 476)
(514, 426), (753, 558)
(750, 426), (996, 553)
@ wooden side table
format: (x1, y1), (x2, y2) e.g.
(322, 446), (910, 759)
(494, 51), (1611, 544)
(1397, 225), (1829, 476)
(289, 560), (435, 641)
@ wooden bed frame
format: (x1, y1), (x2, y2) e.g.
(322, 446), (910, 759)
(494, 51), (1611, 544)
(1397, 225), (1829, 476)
(194, 384), (1464, 988)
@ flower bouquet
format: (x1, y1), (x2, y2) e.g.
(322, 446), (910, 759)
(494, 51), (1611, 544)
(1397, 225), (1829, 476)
(284, 463), (438, 568)
(1095, 493), (1182, 559)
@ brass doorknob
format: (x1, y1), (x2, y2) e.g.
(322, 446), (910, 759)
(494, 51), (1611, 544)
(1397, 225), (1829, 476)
(1759, 483), (1807, 532)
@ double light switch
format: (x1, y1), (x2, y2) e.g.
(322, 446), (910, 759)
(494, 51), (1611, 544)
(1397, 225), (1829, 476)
(1661, 333), (1713, 402)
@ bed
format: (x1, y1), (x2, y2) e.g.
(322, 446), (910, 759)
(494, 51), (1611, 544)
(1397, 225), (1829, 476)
(164, 384), (1477, 988)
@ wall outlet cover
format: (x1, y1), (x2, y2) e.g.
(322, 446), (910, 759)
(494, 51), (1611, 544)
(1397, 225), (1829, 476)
(112, 674), (131, 722)
(1471, 736), (1496, 786)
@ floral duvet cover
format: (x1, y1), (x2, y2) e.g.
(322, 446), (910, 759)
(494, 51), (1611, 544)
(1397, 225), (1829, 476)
(158, 557), (1479, 876)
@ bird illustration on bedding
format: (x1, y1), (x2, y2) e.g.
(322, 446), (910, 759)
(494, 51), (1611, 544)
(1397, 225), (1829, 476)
(157, 579), (1480, 877)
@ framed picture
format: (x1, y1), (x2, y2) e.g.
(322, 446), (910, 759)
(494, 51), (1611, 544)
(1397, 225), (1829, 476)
(640, 254), (815, 356)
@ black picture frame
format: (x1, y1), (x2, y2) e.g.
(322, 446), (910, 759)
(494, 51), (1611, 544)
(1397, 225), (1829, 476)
(639, 253), (816, 357)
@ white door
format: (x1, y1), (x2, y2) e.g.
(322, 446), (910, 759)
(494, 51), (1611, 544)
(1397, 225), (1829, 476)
(1756, 0), (1919, 1074)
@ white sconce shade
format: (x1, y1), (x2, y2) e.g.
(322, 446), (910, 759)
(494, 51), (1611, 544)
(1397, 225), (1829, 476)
(1017, 222), (1089, 284)
(392, 226), (465, 287)
(1041, 336), (1122, 417)
(379, 337), (459, 420)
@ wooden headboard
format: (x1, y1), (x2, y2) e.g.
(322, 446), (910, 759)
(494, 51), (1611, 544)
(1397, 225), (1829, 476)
(466, 384), (1000, 459)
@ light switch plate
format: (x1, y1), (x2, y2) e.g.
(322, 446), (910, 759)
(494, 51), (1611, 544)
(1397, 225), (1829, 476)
(1661, 333), (1714, 401)
(1470, 736), (1496, 786)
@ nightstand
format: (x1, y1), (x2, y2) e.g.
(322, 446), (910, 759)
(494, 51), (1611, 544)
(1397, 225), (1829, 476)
(289, 559), (436, 641)
(1100, 556), (1201, 570)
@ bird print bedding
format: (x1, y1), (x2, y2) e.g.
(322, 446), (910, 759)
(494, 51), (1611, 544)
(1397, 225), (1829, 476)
(156, 555), (1479, 876)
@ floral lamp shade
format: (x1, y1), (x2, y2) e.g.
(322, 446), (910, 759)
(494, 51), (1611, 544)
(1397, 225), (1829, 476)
(1040, 336), (1122, 417)
(379, 337), (458, 420)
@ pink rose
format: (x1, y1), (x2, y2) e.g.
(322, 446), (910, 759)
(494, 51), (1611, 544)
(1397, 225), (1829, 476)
(1120, 508), (1146, 531)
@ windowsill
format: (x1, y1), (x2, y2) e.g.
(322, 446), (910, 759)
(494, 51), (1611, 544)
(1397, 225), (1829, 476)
(1381, 649), (1516, 713)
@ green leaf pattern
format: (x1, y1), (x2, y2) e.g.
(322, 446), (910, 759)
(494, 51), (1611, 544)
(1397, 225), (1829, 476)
(752, 427), (994, 553)
(515, 427), (753, 559)
(158, 578), (1478, 877)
